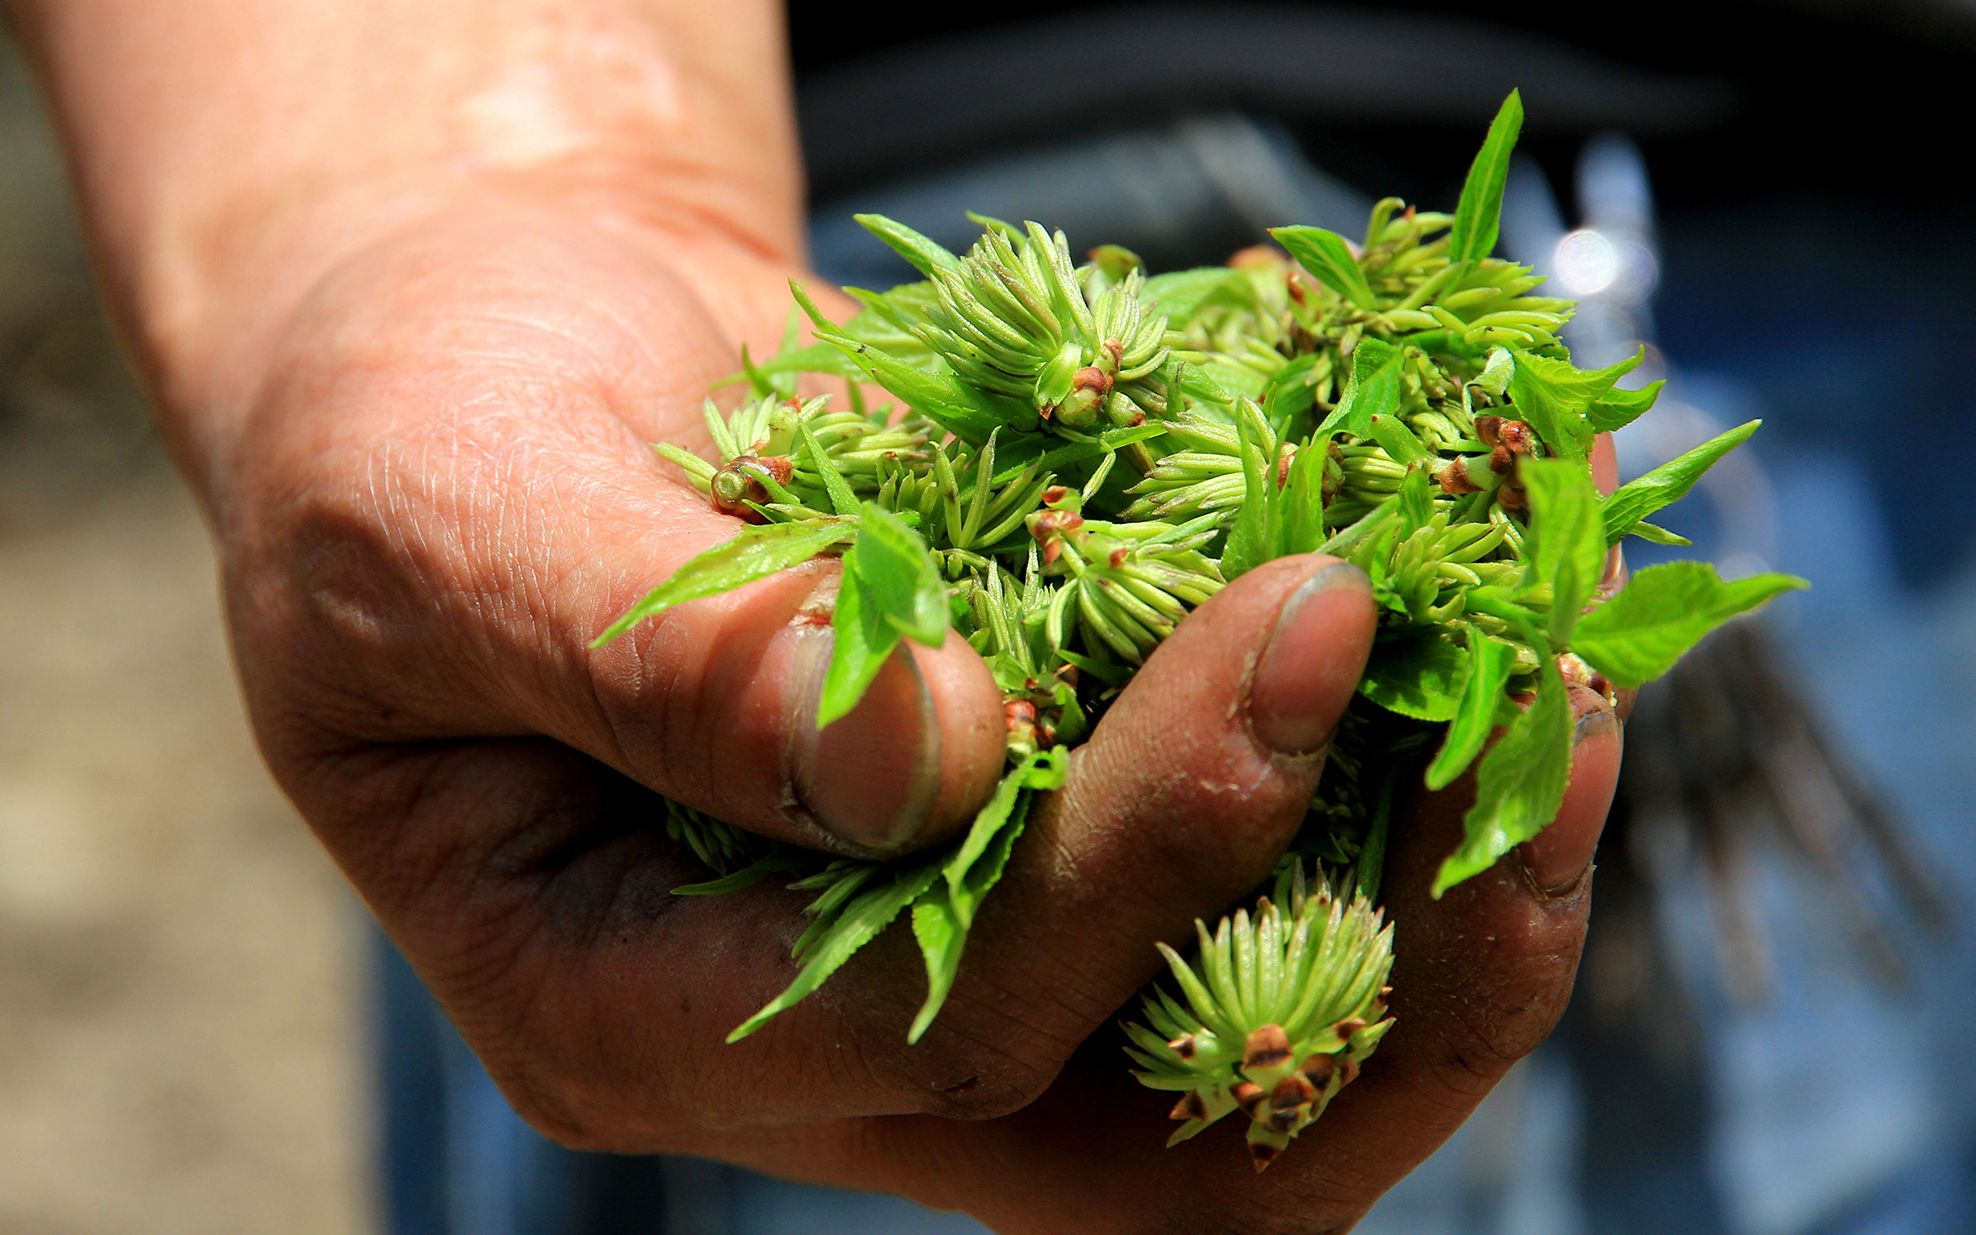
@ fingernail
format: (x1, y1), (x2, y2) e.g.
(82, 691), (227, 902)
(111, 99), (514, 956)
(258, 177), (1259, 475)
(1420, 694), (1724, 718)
(1250, 562), (1374, 756)
(785, 632), (942, 855)
(1517, 687), (1622, 898)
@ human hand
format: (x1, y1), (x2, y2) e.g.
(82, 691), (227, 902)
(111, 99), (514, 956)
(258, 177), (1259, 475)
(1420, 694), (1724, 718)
(13, 0), (1622, 1221)
(196, 193), (1619, 1231)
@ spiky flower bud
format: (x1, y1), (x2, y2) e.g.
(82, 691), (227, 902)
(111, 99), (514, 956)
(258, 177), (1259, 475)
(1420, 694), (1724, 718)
(1123, 865), (1394, 1171)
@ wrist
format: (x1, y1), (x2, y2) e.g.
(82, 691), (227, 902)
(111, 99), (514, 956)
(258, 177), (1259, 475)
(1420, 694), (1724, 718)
(14, 0), (801, 500)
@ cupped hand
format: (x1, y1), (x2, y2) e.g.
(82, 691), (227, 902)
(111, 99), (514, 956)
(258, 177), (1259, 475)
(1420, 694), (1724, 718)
(211, 195), (1620, 1234)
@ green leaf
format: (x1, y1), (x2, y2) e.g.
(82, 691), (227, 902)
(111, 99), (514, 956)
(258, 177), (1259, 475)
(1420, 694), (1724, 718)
(1359, 628), (1469, 721)
(1425, 632), (1517, 790)
(798, 419), (861, 518)
(592, 520), (853, 646)
(1588, 379), (1665, 433)
(853, 504), (949, 646)
(1602, 420), (1760, 546)
(908, 890), (965, 1043)
(1397, 464), (1434, 533)
(855, 213), (959, 276)
(1270, 225), (1375, 309)
(1449, 89), (1524, 264)
(1506, 348), (1643, 462)
(1261, 353), (1319, 429)
(1220, 400), (1278, 579)
(942, 747), (1068, 915)
(818, 549), (903, 727)
(672, 848), (807, 896)
(909, 747), (1069, 1042)
(1141, 267), (1251, 325)
(727, 861), (944, 1042)
(1570, 562), (1806, 688)
(1281, 437), (1330, 555)
(1626, 520), (1691, 547)
(1369, 413), (1431, 468)
(1517, 458), (1607, 642)
(1434, 655), (1572, 896)
(790, 280), (1020, 443)
(1312, 338), (1404, 442)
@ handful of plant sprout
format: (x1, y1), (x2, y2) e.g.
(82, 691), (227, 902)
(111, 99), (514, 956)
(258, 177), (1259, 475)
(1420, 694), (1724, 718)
(593, 92), (1802, 1171)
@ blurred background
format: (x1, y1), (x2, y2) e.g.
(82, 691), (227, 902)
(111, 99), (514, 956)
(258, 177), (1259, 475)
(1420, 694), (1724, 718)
(4, 4), (1974, 1233)
(0, 36), (367, 1235)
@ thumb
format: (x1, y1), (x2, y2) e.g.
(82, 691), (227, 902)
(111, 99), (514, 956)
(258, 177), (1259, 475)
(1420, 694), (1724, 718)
(589, 489), (1007, 856)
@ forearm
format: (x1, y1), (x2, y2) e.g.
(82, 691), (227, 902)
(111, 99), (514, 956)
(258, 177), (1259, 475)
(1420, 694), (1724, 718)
(6, 0), (799, 486)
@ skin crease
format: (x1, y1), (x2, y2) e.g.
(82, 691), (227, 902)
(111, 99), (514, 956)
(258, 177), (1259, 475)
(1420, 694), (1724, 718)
(9, 2), (1632, 1230)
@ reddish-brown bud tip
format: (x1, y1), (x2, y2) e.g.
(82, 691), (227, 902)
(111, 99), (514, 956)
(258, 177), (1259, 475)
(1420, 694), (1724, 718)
(1169, 1091), (1208, 1122)
(1231, 1081), (1266, 1120)
(1438, 461), (1481, 495)
(1270, 1073), (1317, 1112)
(1332, 1017), (1367, 1044)
(1041, 484), (1070, 505)
(1249, 1141), (1281, 1173)
(1300, 1053), (1336, 1086)
(1243, 1024), (1294, 1072)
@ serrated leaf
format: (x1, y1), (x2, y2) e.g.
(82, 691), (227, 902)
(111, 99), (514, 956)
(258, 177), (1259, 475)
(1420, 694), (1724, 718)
(1450, 89), (1524, 264)
(1312, 338), (1404, 442)
(1570, 562), (1806, 688)
(855, 213), (959, 276)
(1518, 458), (1607, 642)
(1506, 348), (1643, 462)
(908, 747), (1069, 1042)
(1271, 225), (1375, 309)
(908, 890), (964, 1043)
(818, 549), (902, 728)
(1603, 420), (1760, 546)
(1425, 632), (1517, 790)
(727, 862), (943, 1042)
(854, 503), (948, 646)
(593, 520), (853, 646)
(1359, 628), (1469, 721)
(1588, 379), (1665, 432)
(1434, 656), (1571, 896)
(943, 746), (1068, 915)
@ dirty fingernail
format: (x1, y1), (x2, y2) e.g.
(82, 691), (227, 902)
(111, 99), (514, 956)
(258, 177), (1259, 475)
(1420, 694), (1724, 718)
(1250, 561), (1375, 756)
(786, 633), (941, 854)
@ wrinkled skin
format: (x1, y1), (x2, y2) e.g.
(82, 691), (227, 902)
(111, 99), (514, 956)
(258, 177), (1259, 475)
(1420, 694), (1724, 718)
(15, 2), (1625, 1229)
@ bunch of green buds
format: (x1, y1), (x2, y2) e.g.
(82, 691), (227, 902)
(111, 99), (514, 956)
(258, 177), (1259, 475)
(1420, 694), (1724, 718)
(592, 90), (1803, 1172)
